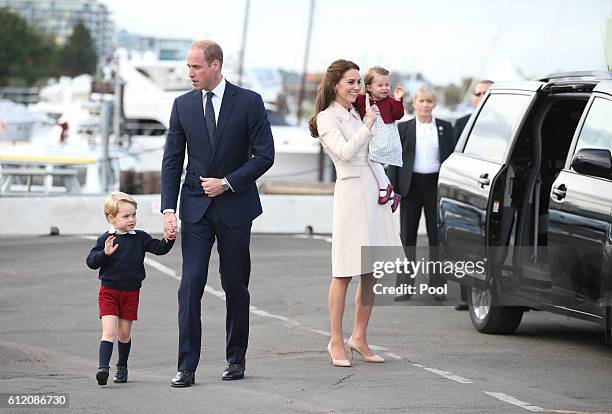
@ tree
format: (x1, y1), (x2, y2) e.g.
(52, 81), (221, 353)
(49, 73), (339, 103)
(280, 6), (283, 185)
(0, 8), (57, 86)
(57, 22), (97, 77)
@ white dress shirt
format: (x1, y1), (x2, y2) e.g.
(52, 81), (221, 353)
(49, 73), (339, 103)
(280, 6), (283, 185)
(413, 117), (441, 174)
(109, 227), (136, 235)
(203, 78), (234, 191)
(202, 77), (226, 125)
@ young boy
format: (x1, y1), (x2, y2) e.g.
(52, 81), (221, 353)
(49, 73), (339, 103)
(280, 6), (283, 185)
(86, 192), (175, 385)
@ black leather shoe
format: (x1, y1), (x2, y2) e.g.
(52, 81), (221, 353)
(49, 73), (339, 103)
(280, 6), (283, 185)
(96, 367), (109, 386)
(222, 363), (245, 381)
(454, 302), (468, 311)
(171, 371), (195, 387)
(114, 365), (128, 383)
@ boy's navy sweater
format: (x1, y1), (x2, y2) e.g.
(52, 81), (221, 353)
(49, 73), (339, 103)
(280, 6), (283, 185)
(86, 230), (174, 290)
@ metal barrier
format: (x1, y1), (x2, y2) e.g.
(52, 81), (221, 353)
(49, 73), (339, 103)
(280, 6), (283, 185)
(0, 164), (80, 194)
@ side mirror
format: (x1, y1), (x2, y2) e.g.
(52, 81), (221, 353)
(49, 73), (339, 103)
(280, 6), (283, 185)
(571, 148), (612, 179)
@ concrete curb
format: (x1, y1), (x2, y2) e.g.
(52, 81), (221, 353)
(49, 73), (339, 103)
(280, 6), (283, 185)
(1, 194), (422, 236)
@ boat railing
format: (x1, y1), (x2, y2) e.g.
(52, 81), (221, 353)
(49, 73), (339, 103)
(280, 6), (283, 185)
(0, 155), (96, 195)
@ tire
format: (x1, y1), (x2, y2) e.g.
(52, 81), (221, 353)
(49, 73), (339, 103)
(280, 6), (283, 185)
(468, 286), (524, 334)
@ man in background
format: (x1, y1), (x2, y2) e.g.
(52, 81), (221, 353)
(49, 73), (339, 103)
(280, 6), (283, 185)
(453, 80), (494, 142)
(453, 79), (493, 310)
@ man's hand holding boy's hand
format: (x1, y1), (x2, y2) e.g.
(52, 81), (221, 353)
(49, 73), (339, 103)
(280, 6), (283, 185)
(104, 235), (119, 255)
(163, 212), (177, 241)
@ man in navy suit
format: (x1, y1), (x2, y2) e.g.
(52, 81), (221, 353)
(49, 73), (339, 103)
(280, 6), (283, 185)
(388, 85), (455, 301)
(161, 40), (274, 387)
(453, 79), (493, 143)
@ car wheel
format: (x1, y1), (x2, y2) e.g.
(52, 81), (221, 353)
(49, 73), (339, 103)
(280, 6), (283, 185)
(468, 286), (524, 334)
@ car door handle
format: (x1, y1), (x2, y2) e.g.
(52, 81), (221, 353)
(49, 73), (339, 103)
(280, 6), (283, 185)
(478, 173), (490, 187)
(552, 184), (567, 200)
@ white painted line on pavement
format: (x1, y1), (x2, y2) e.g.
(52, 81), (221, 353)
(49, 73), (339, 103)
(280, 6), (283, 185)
(547, 410), (608, 414)
(421, 367), (474, 384)
(288, 235), (574, 401)
(80, 236), (599, 414)
(144, 257), (228, 299)
(144, 257), (178, 279)
(143, 256), (330, 337)
(411, 363), (473, 384)
(384, 352), (402, 360)
(84, 238), (489, 388)
(248, 306), (331, 336)
(484, 392), (544, 412)
(206, 286), (226, 299)
(144, 254), (484, 389)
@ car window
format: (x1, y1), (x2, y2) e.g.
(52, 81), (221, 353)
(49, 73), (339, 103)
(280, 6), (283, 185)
(463, 94), (532, 163)
(574, 97), (612, 154)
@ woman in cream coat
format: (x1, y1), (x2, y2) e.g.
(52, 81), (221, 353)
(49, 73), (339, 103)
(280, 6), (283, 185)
(309, 59), (403, 367)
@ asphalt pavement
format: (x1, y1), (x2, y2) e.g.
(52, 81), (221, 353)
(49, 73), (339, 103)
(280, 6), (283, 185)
(1, 234), (611, 413)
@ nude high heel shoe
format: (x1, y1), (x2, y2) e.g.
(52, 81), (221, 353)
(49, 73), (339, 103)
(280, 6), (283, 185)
(327, 341), (351, 367)
(347, 337), (385, 363)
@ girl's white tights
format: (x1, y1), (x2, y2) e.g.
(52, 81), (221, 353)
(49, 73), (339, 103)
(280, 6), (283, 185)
(368, 160), (392, 196)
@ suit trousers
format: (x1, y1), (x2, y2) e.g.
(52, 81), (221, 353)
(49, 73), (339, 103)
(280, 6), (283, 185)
(397, 172), (443, 288)
(178, 201), (252, 371)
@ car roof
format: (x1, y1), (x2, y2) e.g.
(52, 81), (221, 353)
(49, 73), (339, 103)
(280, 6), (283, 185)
(488, 72), (612, 94)
(489, 81), (544, 92)
(539, 71), (612, 82)
(593, 80), (612, 96)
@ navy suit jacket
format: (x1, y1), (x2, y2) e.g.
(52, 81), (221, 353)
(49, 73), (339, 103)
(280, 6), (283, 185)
(453, 113), (471, 142)
(161, 81), (275, 227)
(388, 118), (455, 197)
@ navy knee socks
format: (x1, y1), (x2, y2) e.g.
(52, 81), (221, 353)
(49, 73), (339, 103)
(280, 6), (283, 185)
(98, 340), (113, 369)
(117, 340), (131, 367)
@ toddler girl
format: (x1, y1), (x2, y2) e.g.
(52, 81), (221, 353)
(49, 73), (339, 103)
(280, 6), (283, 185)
(355, 66), (405, 212)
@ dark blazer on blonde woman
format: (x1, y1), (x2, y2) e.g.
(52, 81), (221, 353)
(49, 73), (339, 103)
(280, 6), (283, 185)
(388, 118), (455, 198)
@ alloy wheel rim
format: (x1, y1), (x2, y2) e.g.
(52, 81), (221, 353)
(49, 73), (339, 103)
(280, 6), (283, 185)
(471, 287), (492, 321)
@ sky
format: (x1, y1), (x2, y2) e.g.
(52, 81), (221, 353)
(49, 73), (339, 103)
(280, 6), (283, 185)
(100, 0), (612, 85)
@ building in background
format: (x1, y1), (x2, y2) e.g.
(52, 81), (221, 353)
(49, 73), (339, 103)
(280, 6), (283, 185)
(116, 31), (192, 61)
(0, 0), (115, 60)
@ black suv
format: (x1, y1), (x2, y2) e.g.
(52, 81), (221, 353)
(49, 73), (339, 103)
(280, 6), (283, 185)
(438, 71), (612, 344)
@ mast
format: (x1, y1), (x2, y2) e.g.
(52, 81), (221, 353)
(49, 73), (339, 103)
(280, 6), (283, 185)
(237, 0), (251, 86)
(296, 0), (315, 126)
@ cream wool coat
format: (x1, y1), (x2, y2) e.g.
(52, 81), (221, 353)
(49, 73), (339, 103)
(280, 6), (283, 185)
(317, 102), (403, 278)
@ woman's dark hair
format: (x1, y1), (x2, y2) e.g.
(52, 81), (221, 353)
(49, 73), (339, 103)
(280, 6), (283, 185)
(308, 59), (359, 138)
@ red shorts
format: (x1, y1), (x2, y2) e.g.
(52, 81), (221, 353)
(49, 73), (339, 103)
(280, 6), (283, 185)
(98, 285), (140, 321)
